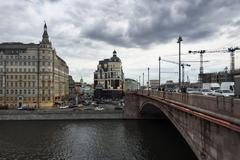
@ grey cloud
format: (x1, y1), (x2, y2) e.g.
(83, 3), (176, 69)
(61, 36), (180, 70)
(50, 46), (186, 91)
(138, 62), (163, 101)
(80, 0), (240, 48)
(1, 0), (240, 49)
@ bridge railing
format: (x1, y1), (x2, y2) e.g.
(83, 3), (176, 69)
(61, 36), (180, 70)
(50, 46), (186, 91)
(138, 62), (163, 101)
(136, 90), (240, 119)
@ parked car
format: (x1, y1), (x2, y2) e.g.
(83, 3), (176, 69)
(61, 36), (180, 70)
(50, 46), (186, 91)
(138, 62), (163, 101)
(60, 105), (69, 109)
(69, 105), (78, 108)
(200, 89), (213, 96)
(186, 88), (201, 94)
(95, 106), (104, 111)
(18, 105), (35, 110)
(212, 90), (234, 97)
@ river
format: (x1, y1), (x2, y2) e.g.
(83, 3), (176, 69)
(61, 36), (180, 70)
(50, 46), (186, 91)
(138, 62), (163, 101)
(0, 120), (197, 160)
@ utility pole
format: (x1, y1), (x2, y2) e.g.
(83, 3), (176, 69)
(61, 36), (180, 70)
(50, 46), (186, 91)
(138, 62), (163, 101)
(147, 67), (150, 95)
(139, 75), (141, 89)
(142, 72), (144, 88)
(177, 36), (183, 89)
(181, 64), (191, 86)
(159, 56), (161, 90)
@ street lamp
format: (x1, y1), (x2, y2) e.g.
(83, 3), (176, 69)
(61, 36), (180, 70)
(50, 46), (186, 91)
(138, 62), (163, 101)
(177, 36), (183, 90)
(142, 72), (144, 89)
(159, 56), (161, 91)
(147, 67), (150, 95)
(139, 75), (141, 89)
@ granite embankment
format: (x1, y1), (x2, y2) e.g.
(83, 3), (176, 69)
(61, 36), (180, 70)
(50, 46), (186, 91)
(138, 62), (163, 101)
(0, 109), (125, 120)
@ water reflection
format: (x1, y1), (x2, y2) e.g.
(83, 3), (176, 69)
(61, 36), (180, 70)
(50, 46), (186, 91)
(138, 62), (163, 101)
(0, 120), (197, 160)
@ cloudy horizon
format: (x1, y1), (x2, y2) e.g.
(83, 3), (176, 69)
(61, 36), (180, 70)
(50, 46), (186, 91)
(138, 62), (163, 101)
(1, 0), (240, 83)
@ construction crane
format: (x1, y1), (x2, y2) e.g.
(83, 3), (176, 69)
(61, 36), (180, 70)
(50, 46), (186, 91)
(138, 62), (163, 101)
(161, 59), (191, 85)
(182, 60), (210, 82)
(189, 47), (240, 73)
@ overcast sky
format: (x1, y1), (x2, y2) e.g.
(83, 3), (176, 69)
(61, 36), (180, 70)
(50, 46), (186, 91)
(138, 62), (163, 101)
(1, 0), (240, 84)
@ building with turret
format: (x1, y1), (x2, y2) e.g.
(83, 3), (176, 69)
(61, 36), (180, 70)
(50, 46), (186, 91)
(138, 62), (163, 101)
(94, 50), (124, 90)
(93, 50), (125, 99)
(0, 23), (69, 109)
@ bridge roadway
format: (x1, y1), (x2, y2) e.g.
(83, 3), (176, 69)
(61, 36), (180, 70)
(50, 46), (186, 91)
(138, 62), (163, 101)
(124, 90), (240, 160)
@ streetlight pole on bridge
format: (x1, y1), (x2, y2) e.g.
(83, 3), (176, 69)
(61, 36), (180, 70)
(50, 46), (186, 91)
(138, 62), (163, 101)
(159, 56), (161, 90)
(177, 36), (183, 90)
(142, 72), (144, 89)
(147, 67), (150, 95)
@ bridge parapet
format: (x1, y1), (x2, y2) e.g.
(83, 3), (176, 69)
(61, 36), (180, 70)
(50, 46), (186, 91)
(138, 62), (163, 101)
(138, 90), (240, 122)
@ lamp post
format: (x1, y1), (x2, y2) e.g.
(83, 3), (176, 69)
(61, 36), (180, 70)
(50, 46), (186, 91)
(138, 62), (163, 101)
(147, 67), (150, 95)
(159, 56), (161, 91)
(139, 75), (141, 90)
(177, 36), (183, 90)
(142, 72), (144, 89)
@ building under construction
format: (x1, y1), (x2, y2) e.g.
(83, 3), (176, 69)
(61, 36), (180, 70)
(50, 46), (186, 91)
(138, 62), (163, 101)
(199, 71), (233, 83)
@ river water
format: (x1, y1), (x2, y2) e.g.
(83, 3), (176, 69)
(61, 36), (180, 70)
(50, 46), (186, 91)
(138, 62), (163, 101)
(0, 120), (197, 160)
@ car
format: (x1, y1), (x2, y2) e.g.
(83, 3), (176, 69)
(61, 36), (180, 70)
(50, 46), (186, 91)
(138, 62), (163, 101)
(18, 105), (35, 110)
(186, 88), (201, 94)
(60, 106), (69, 109)
(201, 89), (213, 95)
(212, 90), (234, 97)
(69, 105), (78, 108)
(95, 106), (104, 111)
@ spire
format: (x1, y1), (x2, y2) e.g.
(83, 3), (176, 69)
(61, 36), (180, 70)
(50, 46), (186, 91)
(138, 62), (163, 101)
(44, 22), (47, 31)
(41, 21), (50, 44)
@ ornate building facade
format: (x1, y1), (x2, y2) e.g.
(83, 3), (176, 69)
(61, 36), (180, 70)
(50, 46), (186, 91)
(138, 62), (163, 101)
(94, 50), (124, 90)
(0, 23), (69, 108)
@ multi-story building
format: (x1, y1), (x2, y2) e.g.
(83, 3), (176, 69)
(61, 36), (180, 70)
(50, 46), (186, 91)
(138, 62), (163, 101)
(93, 50), (125, 99)
(199, 70), (233, 83)
(94, 50), (124, 89)
(0, 23), (69, 109)
(68, 75), (76, 104)
(125, 78), (138, 91)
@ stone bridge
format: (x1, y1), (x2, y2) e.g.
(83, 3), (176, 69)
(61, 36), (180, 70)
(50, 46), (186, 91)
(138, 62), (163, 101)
(124, 90), (240, 160)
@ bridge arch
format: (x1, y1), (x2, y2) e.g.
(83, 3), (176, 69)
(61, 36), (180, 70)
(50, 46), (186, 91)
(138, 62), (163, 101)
(139, 101), (168, 119)
(125, 93), (240, 160)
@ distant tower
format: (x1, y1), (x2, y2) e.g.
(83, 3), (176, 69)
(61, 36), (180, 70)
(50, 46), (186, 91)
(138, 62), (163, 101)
(40, 22), (51, 47)
(80, 76), (84, 83)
